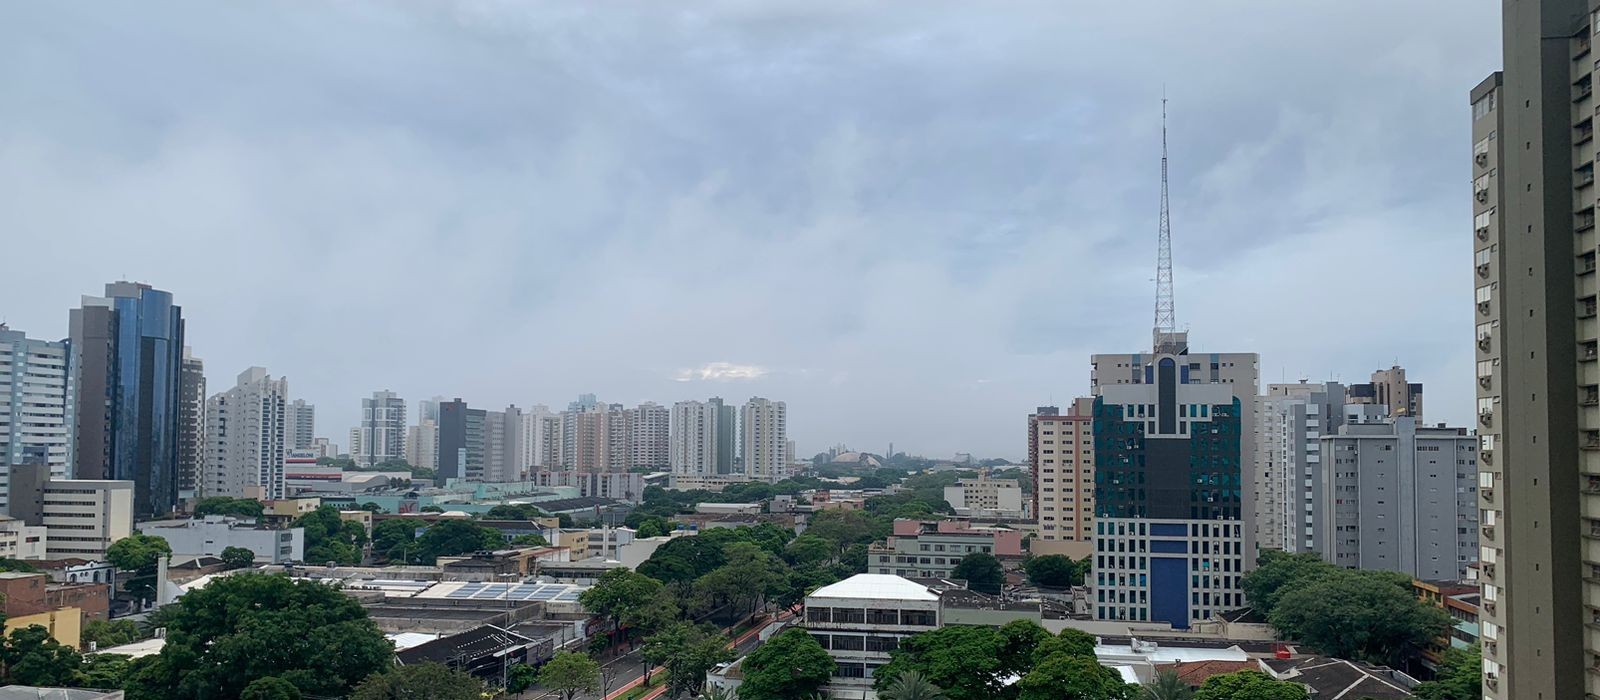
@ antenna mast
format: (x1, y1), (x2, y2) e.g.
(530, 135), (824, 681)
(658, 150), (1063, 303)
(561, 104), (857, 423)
(1154, 97), (1175, 337)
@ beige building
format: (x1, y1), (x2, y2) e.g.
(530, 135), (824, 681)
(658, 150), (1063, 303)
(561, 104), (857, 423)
(1344, 366), (1423, 420)
(1029, 398), (1095, 557)
(0, 516), (47, 560)
(741, 398), (790, 482)
(943, 472), (1025, 519)
(1469, 5), (1600, 696)
(8, 463), (133, 560)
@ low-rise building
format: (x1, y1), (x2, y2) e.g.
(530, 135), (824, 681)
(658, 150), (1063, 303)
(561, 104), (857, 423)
(867, 520), (1024, 579)
(33, 559), (115, 586)
(694, 503), (761, 516)
(803, 574), (941, 690)
(1412, 579), (1480, 674)
(0, 517), (47, 560)
(141, 516), (304, 564)
(48, 582), (109, 624)
(944, 473), (1026, 519)
(529, 470), (647, 503)
(7, 464), (133, 560)
(665, 474), (754, 492)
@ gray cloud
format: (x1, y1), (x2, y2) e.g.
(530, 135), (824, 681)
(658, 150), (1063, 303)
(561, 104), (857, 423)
(0, 1), (1498, 458)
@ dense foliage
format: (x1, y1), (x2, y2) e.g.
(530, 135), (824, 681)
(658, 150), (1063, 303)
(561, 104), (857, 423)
(739, 628), (835, 700)
(1244, 551), (1451, 666)
(1023, 554), (1091, 588)
(642, 621), (734, 698)
(106, 534), (172, 601)
(877, 621), (1126, 700)
(220, 546), (257, 569)
(82, 619), (142, 649)
(370, 518), (508, 564)
(1191, 670), (1307, 700)
(192, 497), (265, 519)
(1411, 645), (1482, 700)
(121, 573), (393, 699)
(293, 506), (368, 565)
(537, 651), (599, 700)
(950, 552), (1004, 594)
(349, 662), (487, 700)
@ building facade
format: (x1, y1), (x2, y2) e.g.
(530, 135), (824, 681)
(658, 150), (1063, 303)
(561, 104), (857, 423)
(176, 348), (205, 499)
(7, 463), (133, 559)
(560, 405), (606, 472)
(1029, 399), (1095, 556)
(518, 405), (559, 471)
(741, 398), (788, 482)
(406, 420), (439, 474)
(285, 399), (315, 450)
(629, 402), (669, 471)
(670, 400), (721, 476)
(803, 575), (940, 689)
(1255, 381), (1345, 553)
(1089, 333), (1259, 627)
(1345, 366), (1424, 421)
(354, 390), (406, 468)
(483, 406), (522, 483)
(144, 516), (304, 564)
(438, 399), (485, 485)
(69, 282), (186, 518)
(202, 368), (289, 499)
(1470, 5), (1596, 695)
(943, 473), (1025, 519)
(867, 520), (1024, 579)
(0, 326), (73, 512)
(1315, 414), (1478, 580)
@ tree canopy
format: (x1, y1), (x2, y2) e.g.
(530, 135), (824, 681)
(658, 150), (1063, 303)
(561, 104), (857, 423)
(537, 651), (599, 700)
(192, 497), (265, 519)
(1017, 653), (1136, 700)
(220, 546), (256, 569)
(106, 534), (172, 601)
(349, 662), (486, 700)
(739, 628), (834, 700)
(580, 568), (680, 639)
(1191, 670), (1307, 700)
(642, 622), (734, 699)
(1267, 569), (1450, 667)
(1023, 555), (1089, 589)
(1411, 645), (1481, 700)
(121, 572), (393, 699)
(292, 506), (367, 565)
(951, 552), (1004, 594)
(413, 519), (506, 563)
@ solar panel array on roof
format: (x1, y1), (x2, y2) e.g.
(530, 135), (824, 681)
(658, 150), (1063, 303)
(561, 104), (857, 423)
(441, 582), (583, 602)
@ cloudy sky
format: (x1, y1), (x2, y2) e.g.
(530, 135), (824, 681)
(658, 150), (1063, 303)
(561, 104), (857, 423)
(0, 2), (1500, 459)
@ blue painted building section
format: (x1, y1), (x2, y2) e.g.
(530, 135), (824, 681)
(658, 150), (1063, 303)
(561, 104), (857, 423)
(1150, 557), (1188, 625)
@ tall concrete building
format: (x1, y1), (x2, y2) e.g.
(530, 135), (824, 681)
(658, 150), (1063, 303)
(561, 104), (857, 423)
(353, 390), (406, 468)
(603, 403), (632, 472)
(1314, 412), (1478, 580)
(629, 402), (669, 471)
(671, 399), (721, 476)
(405, 420), (438, 473)
(1345, 366), (1424, 421)
(482, 405), (522, 482)
(202, 368), (289, 499)
(285, 399), (315, 450)
(69, 282), (185, 518)
(1089, 334), (1259, 626)
(1028, 399), (1095, 558)
(437, 399), (484, 485)
(741, 397), (788, 482)
(561, 404), (607, 472)
(518, 405), (559, 470)
(0, 325), (72, 511)
(1470, 4), (1599, 695)
(1255, 381), (1346, 553)
(712, 397), (737, 474)
(177, 348), (205, 499)
(417, 396), (447, 425)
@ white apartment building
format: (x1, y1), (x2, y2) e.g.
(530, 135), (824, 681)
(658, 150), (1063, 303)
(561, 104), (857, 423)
(406, 420), (439, 473)
(1029, 399), (1095, 558)
(741, 398), (788, 482)
(1255, 381), (1344, 553)
(519, 405), (559, 470)
(202, 368), (289, 499)
(354, 390), (407, 468)
(670, 400), (720, 476)
(630, 402), (670, 471)
(0, 326), (73, 512)
(803, 574), (941, 689)
(944, 473), (1025, 519)
(285, 399), (315, 450)
(143, 515), (305, 564)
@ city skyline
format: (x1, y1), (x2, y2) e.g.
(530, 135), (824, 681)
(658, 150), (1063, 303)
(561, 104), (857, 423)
(0, 2), (1498, 457)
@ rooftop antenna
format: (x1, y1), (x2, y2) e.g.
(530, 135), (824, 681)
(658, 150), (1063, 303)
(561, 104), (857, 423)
(1153, 93), (1181, 355)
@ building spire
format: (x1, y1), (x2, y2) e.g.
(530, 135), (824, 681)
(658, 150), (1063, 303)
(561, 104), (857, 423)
(1154, 96), (1176, 338)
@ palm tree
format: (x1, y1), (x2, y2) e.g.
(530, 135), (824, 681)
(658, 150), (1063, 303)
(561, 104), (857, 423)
(1141, 668), (1194, 700)
(879, 670), (948, 700)
(697, 683), (737, 700)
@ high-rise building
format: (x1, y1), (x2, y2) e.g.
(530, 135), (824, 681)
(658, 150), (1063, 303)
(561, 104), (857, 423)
(482, 405), (522, 482)
(354, 390), (406, 468)
(1344, 366), (1424, 421)
(519, 405), (559, 471)
(1255, 381), (1345, 553)
(712, 397), (737, 474)
(671, 400), (720, 476)
(1314, 411), (1478, 580)
(437, 399), (484, 485)
(630, 402), (669, 471)
(561, 404), (607, 472)
(1028, 399), (1095, 557)
(603, 403), (632, 472)
(69, 281), (185, 518)
(0, 325), (72, 511)
(741, 397), (788, 482)
(202, 368), (288, 500)
(1089, 334), (1259, 626)
(1470, 6), (1597, 693)
(285, 399), (315, 450)
(417, 396), (447, 426)
(406, 420), (438, 473)
(177, 348), (205, 499)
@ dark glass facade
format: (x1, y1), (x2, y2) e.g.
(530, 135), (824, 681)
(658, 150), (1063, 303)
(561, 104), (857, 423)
(1092, 397), (1243, 521)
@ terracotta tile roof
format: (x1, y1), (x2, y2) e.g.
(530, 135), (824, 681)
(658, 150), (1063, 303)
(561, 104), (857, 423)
(1157, 660), (1260, 686)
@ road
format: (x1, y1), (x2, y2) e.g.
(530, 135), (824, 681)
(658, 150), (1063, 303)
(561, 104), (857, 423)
(528, 608), (796, 700)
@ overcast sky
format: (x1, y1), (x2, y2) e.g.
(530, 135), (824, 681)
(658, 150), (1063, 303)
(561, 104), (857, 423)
(0, 2), (1500, 459)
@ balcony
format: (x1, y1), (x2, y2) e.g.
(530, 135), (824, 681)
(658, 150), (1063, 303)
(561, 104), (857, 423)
(1480, 411), (1494, 427)
(1587, 476), (1600, 494)
(1481, 449), (1493, 465)
(1584, 297), (1599, 319)
(1586, 342), (1600, 361)
(1485, 672), (1498, 691)
(1583, 119), (1599, 145)
(1482, 525), (1495, 541)
(1582, 165), (1598, 188)
(1578, 77), (1594, 102)
(1581, 210), (1598, 232)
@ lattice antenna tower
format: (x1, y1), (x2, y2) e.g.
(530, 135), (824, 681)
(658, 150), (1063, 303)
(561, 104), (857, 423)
(1154, 97), (1176, 337)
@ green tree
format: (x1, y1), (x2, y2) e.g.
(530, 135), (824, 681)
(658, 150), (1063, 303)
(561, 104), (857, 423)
(783, 534), (834, 567)
(636, 517), (673, 539)
(220, 546), (257, 570)
(1033, 628), (1097, 664)
(240, 676), (303, 700)
(642, 622), (735, 699)
(75, 653), (133, 689)
(193, 497), (265, 519)
(506, 662), (538, 693)
(2, 625), (82, 686)
(581, 568), (680, 639)
(1268, 569), (1450, 666)
(1192, 670), (1307, 700)
(359, 502), (386, 513)
(1412, 645), (1482, 700)
(509, 533), (549, 547)
(693, 542), (787, 618)
(1241, 551), (1337, 615)
(804, 510), (883, 552)
(121, 572), (393, 699)
(874, 625), (1015, 700)
(880, 670), (948, 700)
(350, 662), (487, 700)
(739, 628), (833, 700)
(82, 619), (141, 649)
(1023, 555), (1088, 588)
(413, 519), (504, 564)
(1140, 667), (1193, 700)
(1017, 653), (1137, 700)
(372, 519), (421, 563)
(537, 651), (600, 700)
(294, 506), (368, 565)
(950, 552), (1004, 594)
(106, 534), (172, 601)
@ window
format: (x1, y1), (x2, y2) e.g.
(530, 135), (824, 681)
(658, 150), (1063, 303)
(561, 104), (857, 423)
(1473, 92), (1495, 120)
(1476, 284), (1494, 304)
(1475, 247), (1493, 267)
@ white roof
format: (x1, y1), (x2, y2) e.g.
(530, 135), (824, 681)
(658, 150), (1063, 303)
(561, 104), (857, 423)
(387, 632), (441, 651)
(96, 637), (166, 658)
(808, 574), (938, 602)
(1109, 665), (1142, 685)
(1094, 643), (1249, 664)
